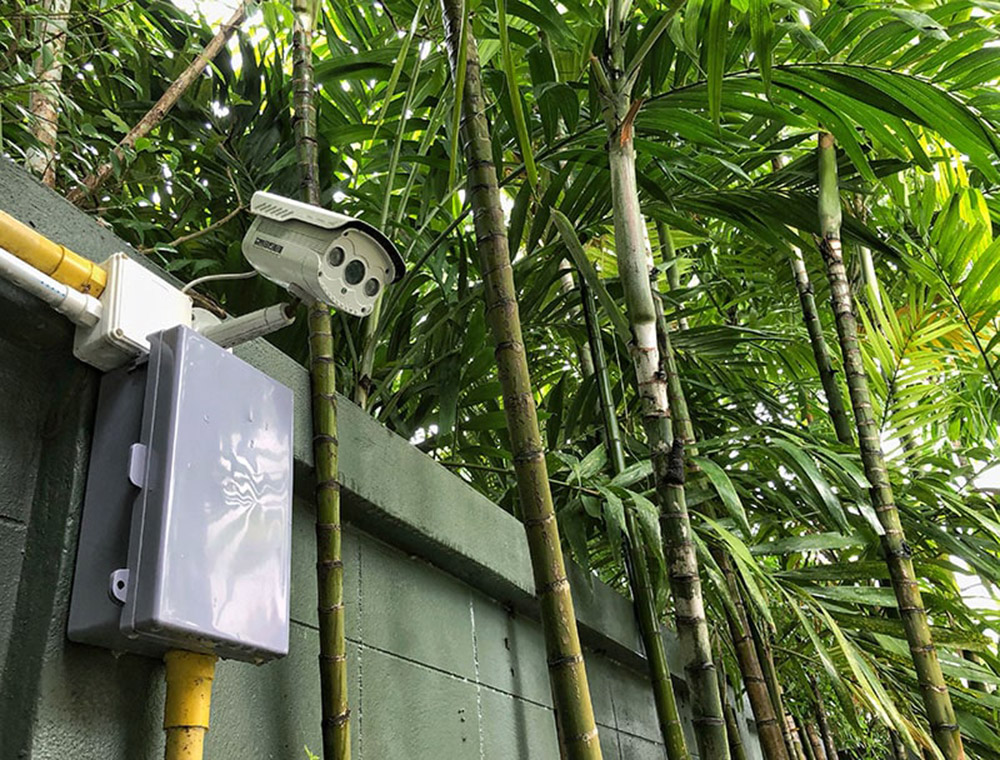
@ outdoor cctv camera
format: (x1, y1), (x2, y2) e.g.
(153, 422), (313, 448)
(242, 191), (405, 317)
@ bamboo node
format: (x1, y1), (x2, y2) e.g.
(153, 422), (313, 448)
(920, 683), (949, 694)
(547, 652), (584, 668)
(318, 602), (345, 613)
(513, 448), (545, 464)
(883, 540), (913, 559)
(316, 479), (341, 493)
(322, 711), (352, 728)
(486, 296), (518, 314)
(536, 576), (571, 594)
(692, 716), (726, 727)
(565, 727), (599, 745)
(313, 433), (339, 446)
(522, 512), (556, 528)
(664, 438), (685, 485)
(494, 339), (523, 356)
(476, 230), (507, 245)
(467, 158), (495, 171)
(319, 653), (348, 663)
(675, 614), (705, 626)
(316, 559), (344, 570)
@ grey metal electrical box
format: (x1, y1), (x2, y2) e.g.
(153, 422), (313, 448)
(68, 325), (294, 663)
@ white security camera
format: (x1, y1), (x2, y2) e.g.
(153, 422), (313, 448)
(242, 191), (404, 316)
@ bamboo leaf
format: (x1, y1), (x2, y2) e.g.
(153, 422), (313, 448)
(706, 0), (730, 127)
(692, 456), (751, 533)
(748, 0), (773, 93)
(497, 0), (538, 190)
(551, 208), (632, 346)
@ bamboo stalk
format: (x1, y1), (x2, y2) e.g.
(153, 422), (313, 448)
(562, 262), (595, 378)
(724, 700), (749, 760)
(750, 611), (799, 760)
(770, 157), (852, 445)
(809, 675), (840, 760)
(852, 194), (883, 311)
(308, 303), (350, 760)
(804, 721), (827, 760)
(816, 132), (965, 760)
(597, 55), (728, 760)
(719, 553), (791, 760)
(291, 0), (320, 208)
(798, 718), (818, 760)
(580, 276), (689, 760)
(650, 227), (785, 760)
(716, 637), (749, 760)
(890, 731), (908, 760)
(439, 1), (602, 755)
(655, 222), (688, 331)
(787, 245), (854, 445)
(291, 2), (350, 757)
(66, 3), (247, 204)
(26, 0), (71, 187)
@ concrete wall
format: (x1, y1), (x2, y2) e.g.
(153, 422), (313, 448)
(0, 159), (762, 760)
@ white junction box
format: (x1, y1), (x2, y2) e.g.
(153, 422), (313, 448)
(74, 253), (192, 370)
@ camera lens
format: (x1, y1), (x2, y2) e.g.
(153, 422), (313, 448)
(345, 259), (366, 285)
(327, 245), (345, 267)
(364, 278), (380, 297)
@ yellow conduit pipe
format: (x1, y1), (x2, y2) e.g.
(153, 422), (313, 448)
(163, 650), (217, 760)
(0, 210), (107, 295)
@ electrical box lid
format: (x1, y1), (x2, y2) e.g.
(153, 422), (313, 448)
(73, 253), (192, 371)
(118, 325), (293, 662)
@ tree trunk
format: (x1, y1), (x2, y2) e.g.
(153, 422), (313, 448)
(816, 132), (965, 760)
(723, 693), (749, 760)
(291, 2), (350, 758)
(599, 65), (728, 760)
(852, 194), (882, 311)
(748, 611), (797, 760)
(27, 0), (71, 187)
(308, 304), (351, 760)
(770, 157), (852, 444)
(562, 261), (595, 377)
(580, 277), (689, 760)
(798, 719), (818, 760)
(650, 226), (782, 760)
(656, 222), (688, 331)
(809, 675), (839, 760)
(66, 3), (247, 204)
(890, 731), (909, 760)
(439, 2), (602, 756)
(804, 721), (827, 760)
(788, 246), (854, 445)
(719, 554), (790, 760)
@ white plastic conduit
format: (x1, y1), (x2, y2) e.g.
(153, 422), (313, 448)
(0, 245), (103, 326)
(199, 302), (296, 348)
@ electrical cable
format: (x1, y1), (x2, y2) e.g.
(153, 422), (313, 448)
(181, 270), (257, 293)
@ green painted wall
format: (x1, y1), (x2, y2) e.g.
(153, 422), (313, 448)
(0, 159), (762, 760)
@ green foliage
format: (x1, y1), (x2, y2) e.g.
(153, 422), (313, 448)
(5, 0), (1000, 755)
